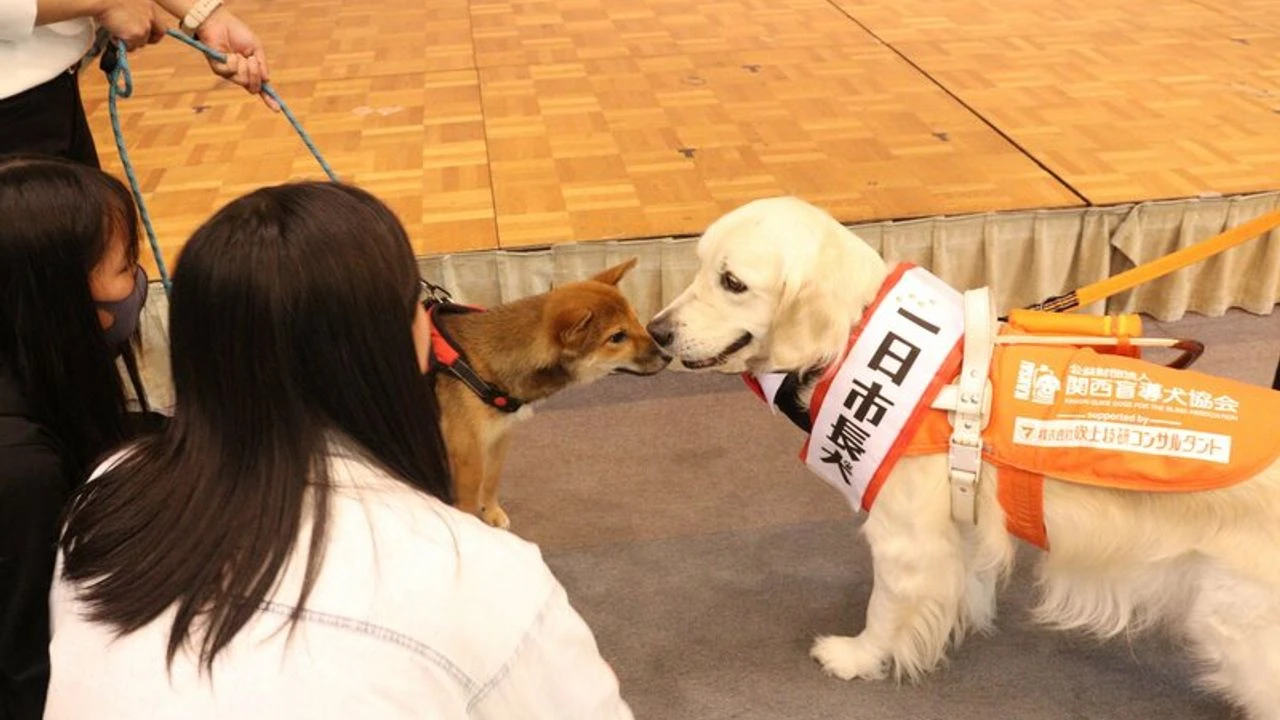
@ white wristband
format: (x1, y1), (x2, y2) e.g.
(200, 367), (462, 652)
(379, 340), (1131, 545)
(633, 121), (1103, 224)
(181, 0), (223, 34)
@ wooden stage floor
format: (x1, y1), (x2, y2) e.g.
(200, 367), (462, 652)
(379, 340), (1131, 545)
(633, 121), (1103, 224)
(80, 0), (1280, 269)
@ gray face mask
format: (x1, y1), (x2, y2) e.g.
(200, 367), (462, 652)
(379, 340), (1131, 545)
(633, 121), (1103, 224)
(97, 265), (148, 354)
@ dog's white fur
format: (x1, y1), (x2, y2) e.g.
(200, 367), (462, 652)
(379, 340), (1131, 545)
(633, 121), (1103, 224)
(651, 196), (1280, 718)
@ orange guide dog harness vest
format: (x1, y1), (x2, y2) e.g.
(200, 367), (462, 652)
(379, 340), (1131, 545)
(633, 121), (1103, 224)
(745, 264), (1280, 549)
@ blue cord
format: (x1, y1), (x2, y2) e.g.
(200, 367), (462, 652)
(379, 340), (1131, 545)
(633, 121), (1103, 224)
(105, 41), (171, 296)
(104, 29), (339, 297)
(161, 30), (338, 182)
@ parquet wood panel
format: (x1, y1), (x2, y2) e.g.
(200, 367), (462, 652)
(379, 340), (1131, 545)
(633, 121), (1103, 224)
(480, 44), (1082, 247)
(120, 0), (476, 93)
(1190, 0), (1280, 28)
(74, 0), (1280, 261)
(829, 0), (1239, 43)
(83, 66), (495, 272)
(470, 0), (868, 67)
(884, 26), (1280, 205)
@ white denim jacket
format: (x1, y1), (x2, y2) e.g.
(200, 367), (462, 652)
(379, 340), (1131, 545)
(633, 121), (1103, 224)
(45, 451), (634, 719)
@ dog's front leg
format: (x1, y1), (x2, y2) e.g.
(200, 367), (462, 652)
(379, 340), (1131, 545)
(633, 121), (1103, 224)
(479, 431), (512, 530)
(440, 402), (486, 517)
(812, 455), (967, 682)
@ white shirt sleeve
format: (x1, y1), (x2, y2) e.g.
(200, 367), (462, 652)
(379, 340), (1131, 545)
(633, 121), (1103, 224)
(0, 0), (38, 41)
(469, 582), (635, 720)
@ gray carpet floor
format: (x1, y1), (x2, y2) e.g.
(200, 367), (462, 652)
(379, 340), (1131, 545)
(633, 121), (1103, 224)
(496, 310), (1279, 720)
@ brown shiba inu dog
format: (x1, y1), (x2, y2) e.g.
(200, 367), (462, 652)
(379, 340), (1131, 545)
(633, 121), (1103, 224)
(427, 258), (668, 529)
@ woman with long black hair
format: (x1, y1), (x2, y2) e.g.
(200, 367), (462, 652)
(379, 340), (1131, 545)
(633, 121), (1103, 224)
(48, 181), (633, 718)
(0, 155), (151, 719)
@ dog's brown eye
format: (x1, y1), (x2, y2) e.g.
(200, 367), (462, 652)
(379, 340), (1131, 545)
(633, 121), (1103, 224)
(609, 331), (628, 344)
(720, 271), (747, 294)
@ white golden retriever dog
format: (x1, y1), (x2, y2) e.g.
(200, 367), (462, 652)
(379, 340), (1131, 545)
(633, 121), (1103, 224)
(646, 196), (1280, 719)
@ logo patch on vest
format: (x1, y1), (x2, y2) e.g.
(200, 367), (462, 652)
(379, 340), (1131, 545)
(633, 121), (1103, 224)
(1008, 357), (1238, 464)
(986, 346), (1277, 484)
(1011, 416), (1231, 464)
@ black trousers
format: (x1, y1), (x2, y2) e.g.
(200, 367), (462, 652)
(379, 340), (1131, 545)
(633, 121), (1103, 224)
(0, 68), (100, 168)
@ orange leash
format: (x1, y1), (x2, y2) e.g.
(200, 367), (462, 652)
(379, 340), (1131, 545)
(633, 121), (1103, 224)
(1025, 208), (1280, 313)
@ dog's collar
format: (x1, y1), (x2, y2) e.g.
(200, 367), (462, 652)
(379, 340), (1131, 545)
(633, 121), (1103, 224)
(742, 367), (824, 433)
(425, 302), (525, 414)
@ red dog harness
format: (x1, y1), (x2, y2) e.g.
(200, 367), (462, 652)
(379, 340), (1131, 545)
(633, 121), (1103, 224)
(425, 302), (524, 413)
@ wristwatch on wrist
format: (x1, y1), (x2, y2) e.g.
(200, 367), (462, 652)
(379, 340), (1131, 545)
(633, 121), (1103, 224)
(180, 0), (223, 34)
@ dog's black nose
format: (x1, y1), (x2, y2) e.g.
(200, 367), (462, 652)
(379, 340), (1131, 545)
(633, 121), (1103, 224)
(647, 318), (673, 348)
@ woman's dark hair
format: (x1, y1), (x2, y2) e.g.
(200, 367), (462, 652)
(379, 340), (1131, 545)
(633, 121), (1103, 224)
(60, 181), (454, 671)
(0, 155), (140, 476)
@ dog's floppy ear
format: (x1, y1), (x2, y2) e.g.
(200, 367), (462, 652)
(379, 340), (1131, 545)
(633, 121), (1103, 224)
(766, 221), (887, 371)
(590, 257), (638, 286)
(554, 307), (595, 352)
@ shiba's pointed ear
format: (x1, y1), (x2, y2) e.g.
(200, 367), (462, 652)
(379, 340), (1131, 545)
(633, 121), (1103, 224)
(590, 258), (638, 286)
(554, 307), (594, 349)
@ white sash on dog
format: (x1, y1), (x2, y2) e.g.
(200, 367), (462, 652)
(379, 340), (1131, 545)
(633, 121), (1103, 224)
(752, 265), (965, 511)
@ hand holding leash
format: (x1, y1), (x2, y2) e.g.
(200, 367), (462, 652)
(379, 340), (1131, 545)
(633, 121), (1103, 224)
(95, 0), (164, 50)
(192, 7), (279, 111)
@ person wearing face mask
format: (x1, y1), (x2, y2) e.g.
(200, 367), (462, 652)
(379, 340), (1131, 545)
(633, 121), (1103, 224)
(45, 180), (633, 719)
(0, 155), (158, 719)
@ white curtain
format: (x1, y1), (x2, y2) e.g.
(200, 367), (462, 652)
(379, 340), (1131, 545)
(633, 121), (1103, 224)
(128, 192), (1280, 410)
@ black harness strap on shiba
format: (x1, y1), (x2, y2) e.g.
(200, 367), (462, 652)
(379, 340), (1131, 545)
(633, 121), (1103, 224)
(425, 302), (525, 414)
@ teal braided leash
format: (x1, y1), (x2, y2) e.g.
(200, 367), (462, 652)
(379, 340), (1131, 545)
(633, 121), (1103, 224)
(103, 29), (339, 296)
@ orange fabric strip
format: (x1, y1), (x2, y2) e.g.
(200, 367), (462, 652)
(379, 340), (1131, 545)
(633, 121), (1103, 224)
(997, 466), (1048, 550)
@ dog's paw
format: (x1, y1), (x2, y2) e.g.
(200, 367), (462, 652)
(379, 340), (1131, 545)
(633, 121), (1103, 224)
(810, 635), (889, 681)
(481, 505), (510, 530)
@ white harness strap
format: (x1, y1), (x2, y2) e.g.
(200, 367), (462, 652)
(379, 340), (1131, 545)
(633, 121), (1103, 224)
(930, 287), (997, 524)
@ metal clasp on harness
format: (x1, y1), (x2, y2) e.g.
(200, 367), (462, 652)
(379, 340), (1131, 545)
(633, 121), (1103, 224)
(948, 435), (982, 525)
(418, 278), (454, 307)
(937, 287), (997, 526)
